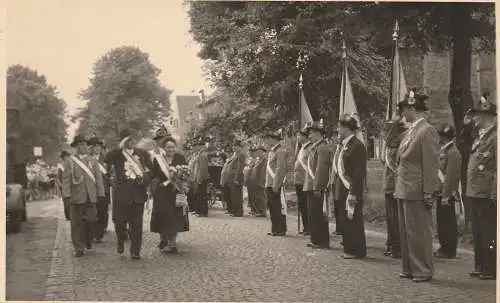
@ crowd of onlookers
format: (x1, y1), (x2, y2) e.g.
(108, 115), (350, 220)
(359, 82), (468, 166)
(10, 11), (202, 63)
(25, 158), (60, 201)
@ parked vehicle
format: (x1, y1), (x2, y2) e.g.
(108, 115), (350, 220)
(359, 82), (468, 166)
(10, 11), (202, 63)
(6, 107), (28, 233)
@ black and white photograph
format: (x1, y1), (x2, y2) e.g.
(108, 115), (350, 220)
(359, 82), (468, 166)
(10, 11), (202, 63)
(3, 0), (497, 302)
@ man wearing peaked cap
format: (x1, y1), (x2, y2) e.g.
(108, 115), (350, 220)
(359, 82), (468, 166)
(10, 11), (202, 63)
(434, 124), (461, 259)
(88, 135), (111, 243)
(62, 134), (105, 257)
(264, 128), (288, 235)
(294, 122), (313, 235)
(224, 136), (247, 217)
(304, 120), (332, 249)
(466, 93), (497, 280)
(394, 89), (439, 282)
(103, 129), (153, 260)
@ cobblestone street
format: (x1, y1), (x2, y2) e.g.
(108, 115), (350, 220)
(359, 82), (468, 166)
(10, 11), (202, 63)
(20, 199), (490, 302)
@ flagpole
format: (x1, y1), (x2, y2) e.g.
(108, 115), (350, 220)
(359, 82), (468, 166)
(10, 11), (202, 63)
(295, 54), (304, 234)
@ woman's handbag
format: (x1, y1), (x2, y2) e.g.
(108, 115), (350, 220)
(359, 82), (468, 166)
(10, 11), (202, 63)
(176, 193), (188, 207)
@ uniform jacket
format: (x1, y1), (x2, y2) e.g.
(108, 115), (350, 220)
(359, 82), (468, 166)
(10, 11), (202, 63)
(394, 118), (440, 201)
(195, 150), (210, 184)
(294, 141), (313, 186)
(333, 135), (367, 200)
(250, 153), (267, 188)
(104, 148), (153, 205)
(382, 147), (398, 194)
(438, 141), (462, 198)
(220, 158), (230, 186)
(328, 142), (340, 187)
(95, 156), (111, 196)
(243, 157), (254, 186)
(265, 143), (288, 191)
(62, 154), (105, 204)
(306, 139), (332, 192)
(466, 124), (496, 200)
(226, 149), (246, 185)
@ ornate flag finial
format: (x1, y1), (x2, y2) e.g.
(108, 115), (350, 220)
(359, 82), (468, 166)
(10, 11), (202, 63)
(341, 35), (347, 59)
(393, 20), (399, 40)
(299, 73), (303, 89)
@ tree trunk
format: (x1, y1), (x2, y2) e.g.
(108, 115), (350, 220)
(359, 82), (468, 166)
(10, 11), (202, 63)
(447, 4), (474, 223)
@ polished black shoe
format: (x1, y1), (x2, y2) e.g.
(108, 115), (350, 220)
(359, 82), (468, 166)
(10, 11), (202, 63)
(166, 247), (179, 254)
(412, 276), (432, 283)
(158, 241), (168, 250)
(390, 253), (401, 259)
(469, 271), (482, 278)
(117, 242), (124, 254)
(74, 251), (84, 258)
(94, 238), (103, 243)
(479, 274), (496, 280)
(399, 273), (412, 279)
(86, 243), (92, 250)
(131, 254), (141, 260)
(383, 250), (391, 256)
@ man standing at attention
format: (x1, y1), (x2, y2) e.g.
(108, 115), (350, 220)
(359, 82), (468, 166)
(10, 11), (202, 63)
(226, 139), (246, 217)
(294, 123), (313, 235)
(264, 129), (288, 236)
(62, 135), (105, 257)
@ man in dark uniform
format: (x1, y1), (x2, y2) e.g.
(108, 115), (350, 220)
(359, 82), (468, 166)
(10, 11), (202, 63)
(194, 138), (210, 217)
(381, 117), (407, 258)
(305, 121), (331, 249)
(88, 136), (111, 243)
(245, 146), (258, 215)
(225, 139), (246, 217)
(294, 123), (313, 235)
(434, 124), (461, 259)
(466, 94), (497, 280)
(250, 145), (268, 217)
(104, 129), (153, 260)
(264, 130), (288, 235)
(335, 115), (367, 258)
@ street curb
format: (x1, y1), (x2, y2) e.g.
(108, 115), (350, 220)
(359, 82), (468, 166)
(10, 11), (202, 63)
(285, 213), (474, 256)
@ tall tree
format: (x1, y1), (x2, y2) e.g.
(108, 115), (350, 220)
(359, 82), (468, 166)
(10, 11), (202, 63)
(76, 46), (172, 146)
(7, 64), (68, 164)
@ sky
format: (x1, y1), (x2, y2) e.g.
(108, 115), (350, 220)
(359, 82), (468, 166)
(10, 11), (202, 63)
(6, 0), (212, 140)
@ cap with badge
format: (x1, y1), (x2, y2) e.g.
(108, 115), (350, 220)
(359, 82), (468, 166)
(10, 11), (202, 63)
(153, 126), (170, 141)
(87, 134), (104, 146)
(473, 93), (496, 116)
(397, 89), (429, 111)
(299, 122), (312, 136)
(70, 134), (88, 147)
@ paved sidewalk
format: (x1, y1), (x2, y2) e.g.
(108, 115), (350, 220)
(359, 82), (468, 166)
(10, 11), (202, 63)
(43, 204), (495, 302)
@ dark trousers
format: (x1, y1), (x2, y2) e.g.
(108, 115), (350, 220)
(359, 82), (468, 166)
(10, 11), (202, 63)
(436, 196), (458, 257)
(62, 198), (71, 220)
(95, 196), (110, 240)
(254, 186), (267, 215)
(295, 185), (309, 233)
(385, 193), (400, 255)
(333, 190), (347, 234)
(229, 184), (244, 216)
(343, 200), (367, 257)
(468, 197), (496, 275)
(247, 185), (256, 213)
(307, 191), (330, 247)
(195, 180), (209, 216)
(266, 188), (287, 234)
(222, 184), (232, 213)
(70, 203), (97, 254)
(187, 188), (195, 212)
(114, 203), (145, 256)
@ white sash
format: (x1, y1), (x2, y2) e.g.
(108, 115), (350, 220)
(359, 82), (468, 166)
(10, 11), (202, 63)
(70, 155), (96, 183)
(385, 149), (396, 173)
(280, 180), (288, 215)
(266, 156), (276, 179)
(153, 152), (172, 187)
(97, 162), (107, 175)
(438, 170), (445, 183)
(297, 144), (309, 171)
(122, 150), (145, 177)
(338, 145), (351, 189)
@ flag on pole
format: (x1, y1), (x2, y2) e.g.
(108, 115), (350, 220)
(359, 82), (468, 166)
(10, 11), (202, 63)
(387, 21), (408, 121)
(299, 74), (314, 129)
(339, 39), (364, 145)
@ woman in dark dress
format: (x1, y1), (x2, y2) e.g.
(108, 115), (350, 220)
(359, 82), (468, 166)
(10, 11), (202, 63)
(150, 134), (189, 254)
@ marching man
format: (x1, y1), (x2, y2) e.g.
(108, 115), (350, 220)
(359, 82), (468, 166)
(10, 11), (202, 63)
(264, 129), (288, 236)
(62, 135), (105, 257)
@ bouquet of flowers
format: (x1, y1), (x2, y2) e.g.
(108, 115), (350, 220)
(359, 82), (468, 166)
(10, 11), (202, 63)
(168, 165), (192, 208)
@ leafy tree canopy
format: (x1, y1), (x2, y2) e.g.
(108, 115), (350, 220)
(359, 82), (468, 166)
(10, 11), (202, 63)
(7, 64), (68, 164)
(75, 46), (172, 146)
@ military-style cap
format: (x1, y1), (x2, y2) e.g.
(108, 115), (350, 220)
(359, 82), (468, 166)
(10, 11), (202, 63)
(438, 124), (455, 138)
(472, 93), (497, 116)
(308, 119), (325, 133)
(70, 134), (88, 147)
(397, 89), (429, 111)
(87, 135), (104, 146)
(264, 129), (283, 140)
(60, 150), (71, 158)
(153, 126), (170, 141)
(338, 114), (359, 131)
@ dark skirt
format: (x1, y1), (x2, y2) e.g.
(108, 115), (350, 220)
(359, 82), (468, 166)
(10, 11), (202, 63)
(150, 183), (189, 234)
